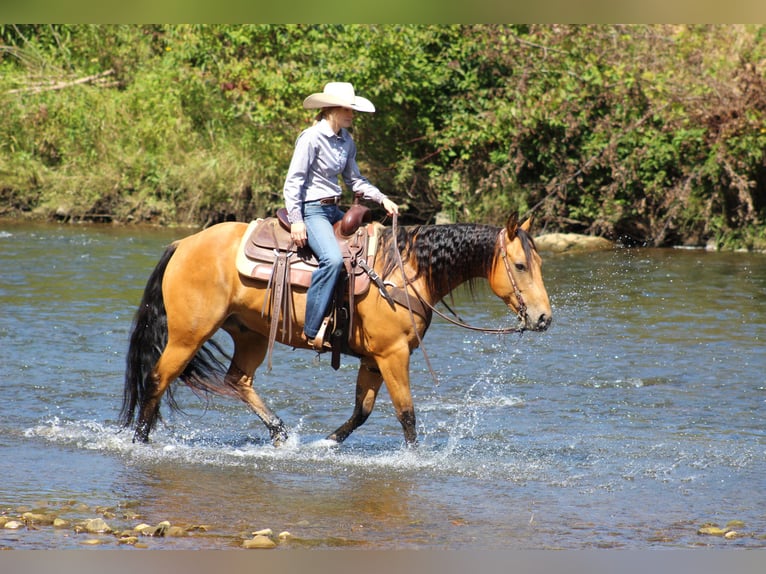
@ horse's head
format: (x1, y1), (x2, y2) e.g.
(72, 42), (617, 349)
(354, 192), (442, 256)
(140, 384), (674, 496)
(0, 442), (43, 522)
(490, 213), (552, 332)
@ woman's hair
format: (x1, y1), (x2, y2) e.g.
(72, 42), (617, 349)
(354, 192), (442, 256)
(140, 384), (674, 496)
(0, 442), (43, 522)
(313, 106), (346, 125)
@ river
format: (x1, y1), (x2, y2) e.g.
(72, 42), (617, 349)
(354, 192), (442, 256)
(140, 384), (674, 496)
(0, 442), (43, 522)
(1, 220), (764, 551)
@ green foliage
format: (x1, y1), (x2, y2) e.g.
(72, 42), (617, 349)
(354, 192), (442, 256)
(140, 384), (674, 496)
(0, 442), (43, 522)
(1, 24), (765, 249)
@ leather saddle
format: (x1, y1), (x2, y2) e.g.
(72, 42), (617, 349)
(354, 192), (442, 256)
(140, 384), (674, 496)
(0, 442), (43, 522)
(235, 203), (393, 370)
(238, 205), (377, 294)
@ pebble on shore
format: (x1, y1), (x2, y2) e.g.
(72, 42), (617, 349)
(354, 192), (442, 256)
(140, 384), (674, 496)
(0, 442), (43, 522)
(242, 534), (277, 549)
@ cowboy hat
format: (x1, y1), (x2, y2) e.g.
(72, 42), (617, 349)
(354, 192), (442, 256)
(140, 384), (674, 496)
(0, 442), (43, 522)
(303, 82), (375, 113)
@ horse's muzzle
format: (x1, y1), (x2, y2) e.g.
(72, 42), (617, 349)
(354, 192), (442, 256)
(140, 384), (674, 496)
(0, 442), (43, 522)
(524, 312), (551, 332)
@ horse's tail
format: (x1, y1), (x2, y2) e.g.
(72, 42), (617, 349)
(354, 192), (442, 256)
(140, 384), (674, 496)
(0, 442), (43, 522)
(120, 243), (177, 429)
(120, 242), (233, 432)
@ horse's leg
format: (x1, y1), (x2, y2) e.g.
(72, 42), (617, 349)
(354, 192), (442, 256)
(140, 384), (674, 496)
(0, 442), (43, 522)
(326, 356), (384, 444)
(373, 347), (418, 446)
(134, 340), (199, 442)
(224, 330), (288, 446)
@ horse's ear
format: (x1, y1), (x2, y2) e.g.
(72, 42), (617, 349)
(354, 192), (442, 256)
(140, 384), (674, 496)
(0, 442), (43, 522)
(505, 213), (519, 238)
(521, 217), (532, 232)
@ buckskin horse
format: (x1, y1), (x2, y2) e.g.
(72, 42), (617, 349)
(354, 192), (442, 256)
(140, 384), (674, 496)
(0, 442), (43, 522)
(120, 212), (551, 446)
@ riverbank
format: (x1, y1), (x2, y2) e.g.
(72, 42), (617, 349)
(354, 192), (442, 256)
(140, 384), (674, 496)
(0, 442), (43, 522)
(3, 211), (764, 254)
(4, 25), (766, 252)
(2, 496), (762, 550)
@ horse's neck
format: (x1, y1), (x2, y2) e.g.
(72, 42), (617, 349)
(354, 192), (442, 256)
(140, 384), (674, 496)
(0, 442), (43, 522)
(416, 224), (499, 304)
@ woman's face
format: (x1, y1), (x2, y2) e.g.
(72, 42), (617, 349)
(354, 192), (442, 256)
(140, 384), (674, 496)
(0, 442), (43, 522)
(327, 106), (354, 130)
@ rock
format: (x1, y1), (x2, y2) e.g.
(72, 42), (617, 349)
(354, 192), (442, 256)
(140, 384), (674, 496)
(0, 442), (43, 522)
(55, 205), (72, 219)
(83, 518), (112, 533)
(534, 233), (613, 253)
(22, 512), (55, 525)
(697, 526), (727, 536)
(81, 539), (105, 546)
(167, 526), (186, 537)
(4, 521), (23, 530)
(118, 536), (139, 545)
(152, 521), (171, 537)
(134, 523), (154, 534)
(242, 535), (276, 549)
(53, 518), (70, 528)
(726, 520), (746, 529)
(137, 521), (171, 537)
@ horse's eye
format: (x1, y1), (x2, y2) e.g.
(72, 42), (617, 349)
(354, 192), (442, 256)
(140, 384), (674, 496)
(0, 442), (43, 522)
(515, 263), (526, 272)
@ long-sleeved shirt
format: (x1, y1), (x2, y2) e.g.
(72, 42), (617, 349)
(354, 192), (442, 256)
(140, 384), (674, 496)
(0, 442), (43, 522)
(283, 119), (386, 224)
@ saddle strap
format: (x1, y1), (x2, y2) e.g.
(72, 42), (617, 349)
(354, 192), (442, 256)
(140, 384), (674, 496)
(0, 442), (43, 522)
(342, 227), (368, 351)
(385, 285), (431, 322)
(266, 250), (293, 371)
(357, 258), (395, 309)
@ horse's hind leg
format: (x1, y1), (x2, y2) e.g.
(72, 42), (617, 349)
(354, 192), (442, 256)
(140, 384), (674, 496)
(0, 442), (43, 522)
(327, 356), (384, 444)
(225, 330), (287, 446)
(134, 340), (199, 442)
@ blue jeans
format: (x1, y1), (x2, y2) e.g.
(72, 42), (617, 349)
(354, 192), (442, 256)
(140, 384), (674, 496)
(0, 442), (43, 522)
(302, 202), (344, 338)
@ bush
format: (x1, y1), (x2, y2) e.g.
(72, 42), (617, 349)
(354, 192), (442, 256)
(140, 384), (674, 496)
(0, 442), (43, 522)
(1, 24), (764, 249)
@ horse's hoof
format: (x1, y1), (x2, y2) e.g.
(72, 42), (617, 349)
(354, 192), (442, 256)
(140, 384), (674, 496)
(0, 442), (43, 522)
(324, 433), (343, 444)
(270, 426), (289, 447)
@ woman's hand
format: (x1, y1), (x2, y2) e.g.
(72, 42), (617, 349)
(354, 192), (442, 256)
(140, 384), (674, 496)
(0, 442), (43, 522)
(291, 221), (308, 248)
(382, 198), (399, 217)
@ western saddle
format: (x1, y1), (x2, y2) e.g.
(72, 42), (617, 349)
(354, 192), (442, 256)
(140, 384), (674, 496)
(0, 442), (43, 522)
(235, 201), (396, 370)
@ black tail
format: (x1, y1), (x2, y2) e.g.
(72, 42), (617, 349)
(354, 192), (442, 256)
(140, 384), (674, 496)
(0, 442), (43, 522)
(120, 242), (233, 434)
(120, 243), (177, 429)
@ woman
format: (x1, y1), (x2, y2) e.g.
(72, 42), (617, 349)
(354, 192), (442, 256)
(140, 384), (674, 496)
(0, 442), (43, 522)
(283, 82), (399, 350)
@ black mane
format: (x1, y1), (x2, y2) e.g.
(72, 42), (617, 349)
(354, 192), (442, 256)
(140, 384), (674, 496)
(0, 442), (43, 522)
(379, 223), (501, 298)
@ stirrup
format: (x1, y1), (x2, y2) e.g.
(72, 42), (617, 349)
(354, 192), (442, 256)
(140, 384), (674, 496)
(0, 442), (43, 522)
(313, 316), (332, 351)
(307, 316), (332, 352)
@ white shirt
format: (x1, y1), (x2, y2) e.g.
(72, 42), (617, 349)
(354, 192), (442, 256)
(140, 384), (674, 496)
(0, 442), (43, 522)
(283, 119), (386, 224)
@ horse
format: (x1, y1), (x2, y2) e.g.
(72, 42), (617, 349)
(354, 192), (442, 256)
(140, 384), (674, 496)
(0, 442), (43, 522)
(120, 212), (552, 447)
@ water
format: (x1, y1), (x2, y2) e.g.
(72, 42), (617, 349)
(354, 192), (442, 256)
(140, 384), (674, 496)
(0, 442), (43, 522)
(1, 221), (765, 550)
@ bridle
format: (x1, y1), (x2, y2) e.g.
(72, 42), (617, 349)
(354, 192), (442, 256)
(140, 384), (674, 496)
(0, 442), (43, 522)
(498, 230), (528, 326)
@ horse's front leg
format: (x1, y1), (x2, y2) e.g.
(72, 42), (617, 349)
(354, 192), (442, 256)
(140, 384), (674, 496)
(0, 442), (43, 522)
(375, 347), (418, 446)
(327, 356), (384, 444)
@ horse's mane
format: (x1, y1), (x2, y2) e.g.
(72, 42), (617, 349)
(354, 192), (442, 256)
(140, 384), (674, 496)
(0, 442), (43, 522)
(378, 223), (535, 297)
(379, 224), (496, 296)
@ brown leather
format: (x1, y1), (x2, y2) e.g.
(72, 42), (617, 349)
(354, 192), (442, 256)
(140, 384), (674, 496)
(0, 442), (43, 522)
(248, 217), (295, 252)
(340, 203), (372, 236)
(276, 207), (291, 232)
(242, 216), (374, 297)
(275, 204), (372, 237)
(238, 216), (428, 370)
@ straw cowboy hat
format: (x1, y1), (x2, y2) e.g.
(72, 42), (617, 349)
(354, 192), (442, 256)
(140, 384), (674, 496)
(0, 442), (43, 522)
(303, 82), (375, 113)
